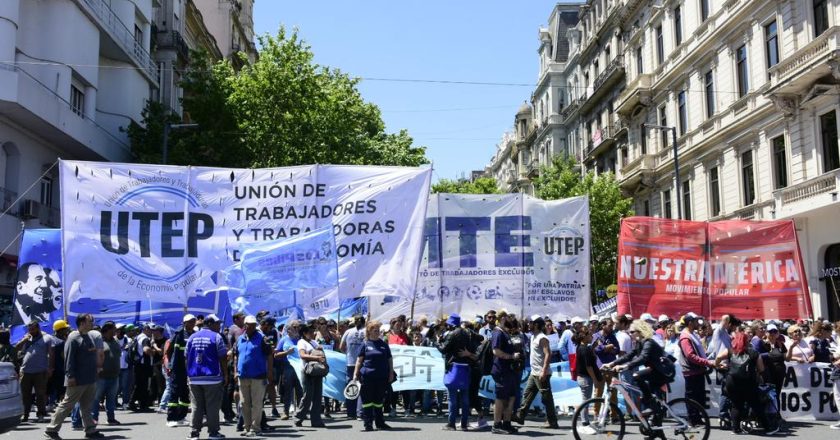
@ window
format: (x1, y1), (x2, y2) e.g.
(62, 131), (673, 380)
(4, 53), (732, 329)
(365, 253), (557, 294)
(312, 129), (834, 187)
(40, 177), (52, 207)
(704, 70), (715, 117)
(772, 135), (788, 188)
(742, 150), (756, 205)
(821, 110), (839, 172)
(656, 25), (664, 65)
(700, 0), (710, 22)
(736, 45), (749, 97)
(640, 124), (647, 154)
(674, 6), (683, 46)
(765, 21), (779, 74)
(643, 200), (650, 216)
(134, 25), (143, 44)
(814, 0), (829, 37)
(658, 105), (668, 149)
(682, 180), (692, 220)
(636, 46), (644, 74)
(70, 85), (84, 116)
(678, 90), (687, 135)
(709, 167), (721, 217)
(663, 190), (672, 219)
(594, 60), (599, 78)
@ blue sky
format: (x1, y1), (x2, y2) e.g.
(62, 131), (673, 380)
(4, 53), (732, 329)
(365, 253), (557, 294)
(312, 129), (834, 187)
(253, 0), (563, 182)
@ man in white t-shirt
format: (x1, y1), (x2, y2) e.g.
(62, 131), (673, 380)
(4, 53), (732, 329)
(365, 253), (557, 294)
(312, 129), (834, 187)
(339, 315), (366, 419)
(514, 318), (558, 429)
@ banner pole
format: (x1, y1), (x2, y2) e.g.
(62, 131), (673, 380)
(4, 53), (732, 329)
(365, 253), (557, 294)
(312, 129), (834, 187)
(827, 276), (840, 317)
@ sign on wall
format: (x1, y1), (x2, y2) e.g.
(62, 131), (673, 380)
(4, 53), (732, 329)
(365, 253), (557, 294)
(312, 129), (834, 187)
(372, 194), (591, 320)
(59, 160), (431, 318)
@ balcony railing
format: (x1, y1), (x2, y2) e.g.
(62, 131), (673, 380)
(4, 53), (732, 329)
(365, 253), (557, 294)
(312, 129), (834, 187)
(593, 56), (625, 92)
(621, 154), (656, 176)
(155, 30), (190, 60)
(616, 73), (652, 115)
(0, 187), (16, 215)
(769, 26), (840, 89)
(775, 168), (840, 207)
(78, 0), (158, 83)
(560, 97), (585, 121)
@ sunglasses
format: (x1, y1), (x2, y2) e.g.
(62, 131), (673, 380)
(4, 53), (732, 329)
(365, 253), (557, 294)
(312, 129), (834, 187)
(629, 330), (639, 334)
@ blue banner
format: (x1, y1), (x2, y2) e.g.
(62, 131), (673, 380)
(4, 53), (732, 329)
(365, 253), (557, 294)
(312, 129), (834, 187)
(11, 229), (64, 342)
(229, 227), (339, 316)
(69, 289), (232, 328)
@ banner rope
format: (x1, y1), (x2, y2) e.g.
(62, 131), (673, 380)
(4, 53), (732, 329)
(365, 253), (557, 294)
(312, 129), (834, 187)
(0, 160), (58, 222)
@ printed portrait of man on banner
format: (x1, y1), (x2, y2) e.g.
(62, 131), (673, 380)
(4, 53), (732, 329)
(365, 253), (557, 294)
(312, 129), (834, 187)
(11, 262), (62, 326)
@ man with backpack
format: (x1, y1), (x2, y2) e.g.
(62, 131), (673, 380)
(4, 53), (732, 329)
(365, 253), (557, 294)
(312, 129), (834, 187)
(678, 313), (717, 423)
(716, 331), (777, 435)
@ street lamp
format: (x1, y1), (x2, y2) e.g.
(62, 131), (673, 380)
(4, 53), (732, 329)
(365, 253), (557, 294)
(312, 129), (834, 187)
(643, 124), (681, 220)
(162, 123), (199, 164)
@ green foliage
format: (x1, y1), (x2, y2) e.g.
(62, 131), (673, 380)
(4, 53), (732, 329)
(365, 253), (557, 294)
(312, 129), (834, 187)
(533, 156), (634, 301)
(128, 27), (428, 168)
(432, 177), (501, 194)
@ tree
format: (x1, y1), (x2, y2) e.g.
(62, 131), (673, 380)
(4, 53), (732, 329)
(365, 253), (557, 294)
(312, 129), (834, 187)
(533, 156), (634, 302)
(431, 177), (501, 194)
(127, 27), (428, 168)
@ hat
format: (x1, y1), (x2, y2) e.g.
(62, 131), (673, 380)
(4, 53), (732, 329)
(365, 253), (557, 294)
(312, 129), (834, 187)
(204, 314), (220, 324)
(658, 314), (670, 323)
(589, 314), (599, 322)
(244, 315), (258, 325)
(183, 314), (197, 323)
(52, 320), (69, 332)
(766, 324), (779, 332)
(115, 323), (125, 329)
(125, 324), (136, 331)
(570, 316), (585, 324)
(343, 379), (360, 400)
(640, 313), (656, 323)
(446, 314), (461, 327)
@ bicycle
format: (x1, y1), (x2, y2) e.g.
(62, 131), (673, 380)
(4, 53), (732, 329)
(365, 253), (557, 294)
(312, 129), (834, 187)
(571, 371), (710, 440)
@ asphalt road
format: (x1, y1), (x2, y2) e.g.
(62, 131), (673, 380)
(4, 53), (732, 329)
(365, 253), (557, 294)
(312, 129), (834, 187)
(6, 408), (840, 440)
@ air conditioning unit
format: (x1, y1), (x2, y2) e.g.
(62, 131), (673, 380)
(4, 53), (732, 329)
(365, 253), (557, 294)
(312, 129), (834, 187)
(21, 199), (41, 219)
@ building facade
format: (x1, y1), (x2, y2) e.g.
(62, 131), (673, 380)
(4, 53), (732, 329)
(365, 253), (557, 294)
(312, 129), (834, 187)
(193, 0), (257, 68)
(487, 0), (840, 320)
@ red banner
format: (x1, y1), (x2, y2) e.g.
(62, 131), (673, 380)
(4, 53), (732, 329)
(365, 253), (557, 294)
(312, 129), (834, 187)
(617, 217), (812, 320)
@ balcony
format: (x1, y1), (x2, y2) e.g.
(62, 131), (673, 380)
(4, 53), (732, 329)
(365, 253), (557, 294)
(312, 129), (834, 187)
(619, 154), (655, 187)
(586, 126), (618, 159)
(767, 26), (840, 96)
(615, 74), (652, 116)
(155, 30), (190, 61)
(774, 168), (840, 217)
(560, 97), (585, 121)
(580, 57), (626, 115)
(721, 201), (773, 221)
(77, 0), (158, 84)
(527, 160), (540, 178)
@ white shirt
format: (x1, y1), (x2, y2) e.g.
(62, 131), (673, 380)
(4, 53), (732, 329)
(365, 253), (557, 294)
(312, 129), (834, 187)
(530, 333), (548, 376)
(546, 332), (561, 352)
(297, 338), (319, 355)
(616, 330), (632, 355)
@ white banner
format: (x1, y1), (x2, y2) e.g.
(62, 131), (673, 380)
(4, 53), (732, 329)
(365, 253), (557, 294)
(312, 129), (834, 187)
(59, 160), (431, 317)
(372, 194), (590, 321)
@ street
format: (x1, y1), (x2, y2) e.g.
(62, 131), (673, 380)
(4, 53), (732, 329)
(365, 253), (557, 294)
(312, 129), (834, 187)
(6, 409), (840, 440)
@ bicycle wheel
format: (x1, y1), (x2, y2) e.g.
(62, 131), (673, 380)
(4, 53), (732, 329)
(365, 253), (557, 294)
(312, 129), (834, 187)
(664, 398), (710, 440)
(571, 397), (625, 440)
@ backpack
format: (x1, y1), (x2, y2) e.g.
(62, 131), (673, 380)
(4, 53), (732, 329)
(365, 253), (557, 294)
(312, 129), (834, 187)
(728, 351), (756, 381)
(476, 339), (494, 376)
(126, 337), (142, 366)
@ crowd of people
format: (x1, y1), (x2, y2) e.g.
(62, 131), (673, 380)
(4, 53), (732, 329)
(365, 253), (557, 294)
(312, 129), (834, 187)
(1, 309), (839, 439)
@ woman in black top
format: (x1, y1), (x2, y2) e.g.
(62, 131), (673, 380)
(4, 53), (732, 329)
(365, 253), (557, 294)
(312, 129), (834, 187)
(605, 319), (668, 416)
(573, 326), (601, 427)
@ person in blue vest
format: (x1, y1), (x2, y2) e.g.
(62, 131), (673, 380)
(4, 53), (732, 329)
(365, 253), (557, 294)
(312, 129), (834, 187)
(353, 320), (395, 431)
(234, 315), (273, 437)
(185, 314), (228, 440)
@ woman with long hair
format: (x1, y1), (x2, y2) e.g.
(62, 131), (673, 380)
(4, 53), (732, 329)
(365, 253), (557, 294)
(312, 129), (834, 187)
(572, 324), (600, 432)
(294, 324), (326, 428)
(716, 331), (776, 434)
(808, 323), (833, 363)
(605, 320), (671, 417)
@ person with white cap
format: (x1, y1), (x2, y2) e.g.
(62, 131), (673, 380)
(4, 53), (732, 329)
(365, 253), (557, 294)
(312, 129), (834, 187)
(677, 313), (717, 424)
(164, 313), (197, 427)
(185, 314), (228, 440)
(761, 323), (787, 411)
(558, 316), (584, 364)
(234, 315), (273, 437)
(655, 315), (671, 340)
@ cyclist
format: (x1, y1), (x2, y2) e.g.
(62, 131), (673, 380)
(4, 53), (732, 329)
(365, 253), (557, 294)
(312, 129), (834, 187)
(604, 319), (673, 419)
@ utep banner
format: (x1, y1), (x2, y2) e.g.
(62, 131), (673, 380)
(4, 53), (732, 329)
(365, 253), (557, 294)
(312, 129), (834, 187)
(225, 227), (339, 316)
(372, 194), (591, 320)
(59, 161), (431, 318)
(617, 217), (812, 319)
(11, 229), (64, 342)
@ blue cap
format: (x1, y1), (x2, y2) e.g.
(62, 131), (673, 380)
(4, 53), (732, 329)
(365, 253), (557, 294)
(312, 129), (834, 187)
(446, 314), (461, 327)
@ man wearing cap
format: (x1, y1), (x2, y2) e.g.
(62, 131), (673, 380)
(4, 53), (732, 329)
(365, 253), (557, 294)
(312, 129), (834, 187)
(131, 323), (160, 412)
(17, 320), (55, 422)
(439, 314), (475, 430)
(234, 315), (273, 437)
(656, 315), (671, 341)
(678, 313), (717, 422)
(514, 317), (558, 429)
(164, 314), (197, 427)
(185, 314), (228, 440)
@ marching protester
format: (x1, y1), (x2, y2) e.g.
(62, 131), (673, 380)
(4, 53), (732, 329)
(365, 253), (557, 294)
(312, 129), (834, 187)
(340, 315), (366, 419)
(91, 321), (121, 426)
(490, 311), (520, 434)
(809, 323), (833, 363)
(438, 313), (473, 431)
(761, 323), (788, 405)
(130, 323), (160, 412)
(164, 314), (196, 427)
(353, 320), (394, 431)
(294, 323), (327, 428)
(44, 313), (103, 440)
(185, 314), (228, 440)
(785, 324), (815, 363)
(716, 331), (778, 435)
(678, 313), (716, 420)
(514, 317), (558, 429)
(48, 320), (70, 410)
(18, 320), (54, 423)
(572, 323), (600, 433)
(592, 317), (618, 417)
(234, 315), (273, 437)
(275, 320), (302, 420)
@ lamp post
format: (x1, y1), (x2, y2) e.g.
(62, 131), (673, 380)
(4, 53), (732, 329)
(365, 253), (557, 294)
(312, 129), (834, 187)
(643, 124), (681, 220)
(162, 123), (199, 164)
